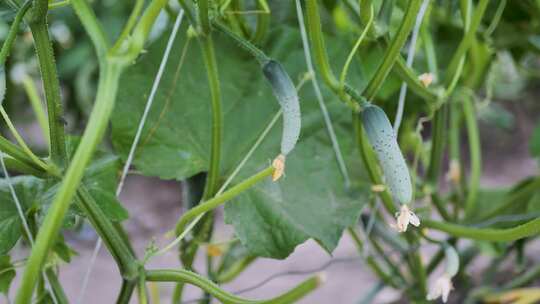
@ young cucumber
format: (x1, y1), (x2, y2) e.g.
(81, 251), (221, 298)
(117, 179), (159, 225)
(262, 59), (301, 156)
(361, 104), (412, 204)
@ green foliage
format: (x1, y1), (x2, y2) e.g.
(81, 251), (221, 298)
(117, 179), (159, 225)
(0, 255), (15, 295)
(113, 26), (367, 258)
(0, 176), (42, 255)
(2, 0), (540, 303)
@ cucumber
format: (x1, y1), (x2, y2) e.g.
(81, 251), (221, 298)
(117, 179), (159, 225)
(262, 59), (301, 156)
(361, 104), (412, 204)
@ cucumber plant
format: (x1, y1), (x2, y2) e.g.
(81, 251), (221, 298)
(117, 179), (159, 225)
(0, 0), (539, 303)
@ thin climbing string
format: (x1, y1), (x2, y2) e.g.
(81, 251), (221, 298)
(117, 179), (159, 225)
(295, 0), (351, 188)
(393, 0), (430, 133)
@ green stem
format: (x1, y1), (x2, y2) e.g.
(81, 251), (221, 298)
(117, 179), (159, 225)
(76, 187), (138, 279)
(339, 5), (373, 90)
(146, 269), (321, 304)
(216, 255), (256, 283)
(0, 136), (47, 173)
(484, 0), (506, 37)
(0, 1), (32, 66)
(369, 233), (407, 287)
(420, 21), (438, 76)
(71, 0), (109, 60)
(449, 100), (462, 169)
(171, 26), (224, 304)
(212, 21), (269, 63)
(462, 94), (481, 219)
(392, 56), (439, 103)
(444, 0), (489, 87)
(116, 279), (137, 304)
(362, 0), (423, 100)
(48, 0), (71, 9)
(504, 263), (540, 289)
(198, 0), (211, 34)
(304, 0), (339, 90)
(422, 218), (540, 241)
(137, 271), (148, 304)
(0, 106), (51, 172)
(3, 157), (47, 177)
(431, 193), (452, 222)
(29, 21), (67, 166)
(44, 269), (68, 304)
(177, 0), (197, 26)
(15, 61), (123, 304)
(250, 0), (270, 44)
(426, 105), (448, 186)
(175, 166), (273, 235)
(22, 77), (49, 144)
(347, 228), (400, 289)
(199, 34), (222, 199)
(124, 0), (169, 61)
(110, 0), (145, 54)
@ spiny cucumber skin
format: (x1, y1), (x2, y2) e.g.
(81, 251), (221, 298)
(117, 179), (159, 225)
(262, 60), (301, 156)
(361, 105), (412, 204)
(444, 245), (459, 277)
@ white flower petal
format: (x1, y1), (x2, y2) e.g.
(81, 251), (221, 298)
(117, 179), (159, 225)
(409, 211), (421, 227)
(427, 275), (453, 303)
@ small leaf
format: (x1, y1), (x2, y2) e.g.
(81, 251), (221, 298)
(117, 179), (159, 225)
(53, 235), (78, 263)
(65, 137), (129, 222)
(0, 176), (44, 254)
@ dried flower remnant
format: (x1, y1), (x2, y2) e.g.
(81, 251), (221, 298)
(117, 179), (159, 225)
(419, 73), (434, 87)
(371, 184), (386, 192)
(207, 244), (223, 257)
(392, 204), (420, 232)
(272, 154), (286, 181)
(446, 159), (461, 185)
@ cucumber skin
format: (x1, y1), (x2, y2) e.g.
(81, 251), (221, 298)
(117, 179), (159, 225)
(361, 105), (412, 204)
(262, 60), (301, 156)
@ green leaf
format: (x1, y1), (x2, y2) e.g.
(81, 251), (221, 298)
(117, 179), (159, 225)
(0, 176), (43, 255)
(53, 235), (78, 263)
(0, 255), (15, 294)
(82, 155), (129, 222)
(112, 26), (370, 258)
(225, 126), (367, 258)
(65, 137), (129, 222)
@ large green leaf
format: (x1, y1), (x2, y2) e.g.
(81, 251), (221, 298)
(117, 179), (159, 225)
(225, 126), (367, 258)
(112, 26), (369, 258)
